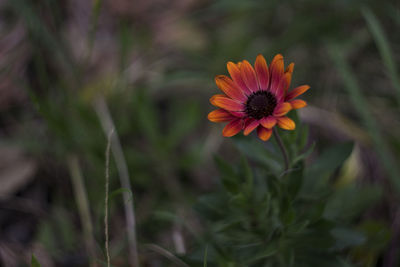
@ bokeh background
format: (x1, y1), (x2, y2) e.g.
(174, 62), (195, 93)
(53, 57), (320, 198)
(0, 0), (399, 266)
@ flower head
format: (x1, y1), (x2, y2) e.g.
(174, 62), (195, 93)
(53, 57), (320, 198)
(208, 54), (309, 141)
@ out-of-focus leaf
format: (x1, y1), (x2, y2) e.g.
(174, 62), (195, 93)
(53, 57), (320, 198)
(133, 89), (159, 144)
(214, 155), (240, 194)
(194, 194), (228, 220)
(203, 245), (208, 267)
(109, 188), (133, 203)
(233, 137), (282, 174)
(307, 142), (354, 178)
(239, 156), (253, 195)
(301, 142), (354, 196)
(336, 145), (361, 187)
(31, 255), (41, 267)
(11, 0), (76, 75)
(166, 101), (201, 149)
(358, 221), (391, 251)
(292, 142), (315, 165)
(324, 185), (382, 222)
(331, 227), (366, 250)
(243, 244), (278, 265)
(284, 161), (304, 199)
(351, 220), (391, 266)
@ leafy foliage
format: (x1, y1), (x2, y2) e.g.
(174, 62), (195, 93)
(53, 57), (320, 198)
(190, 127), (385, 266)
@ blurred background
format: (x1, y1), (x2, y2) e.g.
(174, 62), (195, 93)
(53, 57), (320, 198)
(0, 0), (399, 266)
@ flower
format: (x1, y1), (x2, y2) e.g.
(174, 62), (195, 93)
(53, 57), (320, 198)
(208, 54), (309, 141)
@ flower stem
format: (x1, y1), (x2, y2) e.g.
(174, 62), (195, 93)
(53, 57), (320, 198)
(273, 128), (290, 173)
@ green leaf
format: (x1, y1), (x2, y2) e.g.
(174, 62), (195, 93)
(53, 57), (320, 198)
(292, 142), (315, 165)
(307, 142), (354, 177)
(233, 136), (282, 174)
(243, 244), (278, 264)
(301, 142), (354, 196)
(109, 188), (134, 203)
(214, 156), (236, 177)
(324, 185), (382, 222)
(331, 227), (366, 250)
(357, 220), (391, 251)
(31, 255), (41, 267)
(194, 194), (228, 219)
(285, 161), (304, 198)
(239, 155), (253, 194)
(214, 155), (240, 194)
(351, 220), (391, 266)
(203, 245), (208, 267)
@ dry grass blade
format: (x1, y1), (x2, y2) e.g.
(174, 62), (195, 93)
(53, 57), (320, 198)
(104, 129), (113, 267)
(67, 155), (98, 267)
(94, 96), (140, 267)
(362, 7), (400, 106)
(144, 244), (190, 267)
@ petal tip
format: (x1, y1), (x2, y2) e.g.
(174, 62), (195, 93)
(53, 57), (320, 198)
(277, 117), (296, 130)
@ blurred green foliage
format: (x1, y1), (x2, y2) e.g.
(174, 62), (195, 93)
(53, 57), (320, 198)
(189, 126), (384, 266)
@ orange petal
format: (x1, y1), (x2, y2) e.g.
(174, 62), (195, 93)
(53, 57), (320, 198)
(208, 109), (235, 122)
(269, 54), (284, 92)
(277, 117), (296, 130)
(260, 116), (277, 128)
(227, 62), (251, 95)
(273, 102), (292, 117)
(210, 95), (244, 111)
(290, 99), (307, 109)
(240, 60), (259, 92)
(285, 62), (294, 73)
(257, 126), (272, 141)
(210, 94), (226, 105)
(254, 54), (269, 90)
(215, 75), (246, 102)
(275, 77), (287, 102)
(284, 63), (294, 91)
(270, 54), (284, 69)
(285, 85), (310, 100)
(210, 94), (225, 105)
(222, 119), (243, 137)
(243, 119), (260, 135)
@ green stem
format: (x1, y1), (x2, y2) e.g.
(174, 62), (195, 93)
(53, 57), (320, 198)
(273, 128), (290, 173)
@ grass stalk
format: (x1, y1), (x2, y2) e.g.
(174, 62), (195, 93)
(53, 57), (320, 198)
(362, 7), (400, 106)
(67, 155), (98, 267)
(104, 129), (113, 267)
(144, 244), (190, 267)
(329, 46), (400, 194)
(94, 96), (140, 267)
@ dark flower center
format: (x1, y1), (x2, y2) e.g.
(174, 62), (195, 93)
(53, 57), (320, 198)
(245, 91), (277, 120)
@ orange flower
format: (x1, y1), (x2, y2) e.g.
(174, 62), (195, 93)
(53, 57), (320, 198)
(208, 54), (309, 141)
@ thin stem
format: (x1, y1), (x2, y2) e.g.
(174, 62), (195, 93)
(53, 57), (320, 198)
(273, 128), (290, 173)
(104, 129), (113, 267)
(94, 96), (140, 267)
